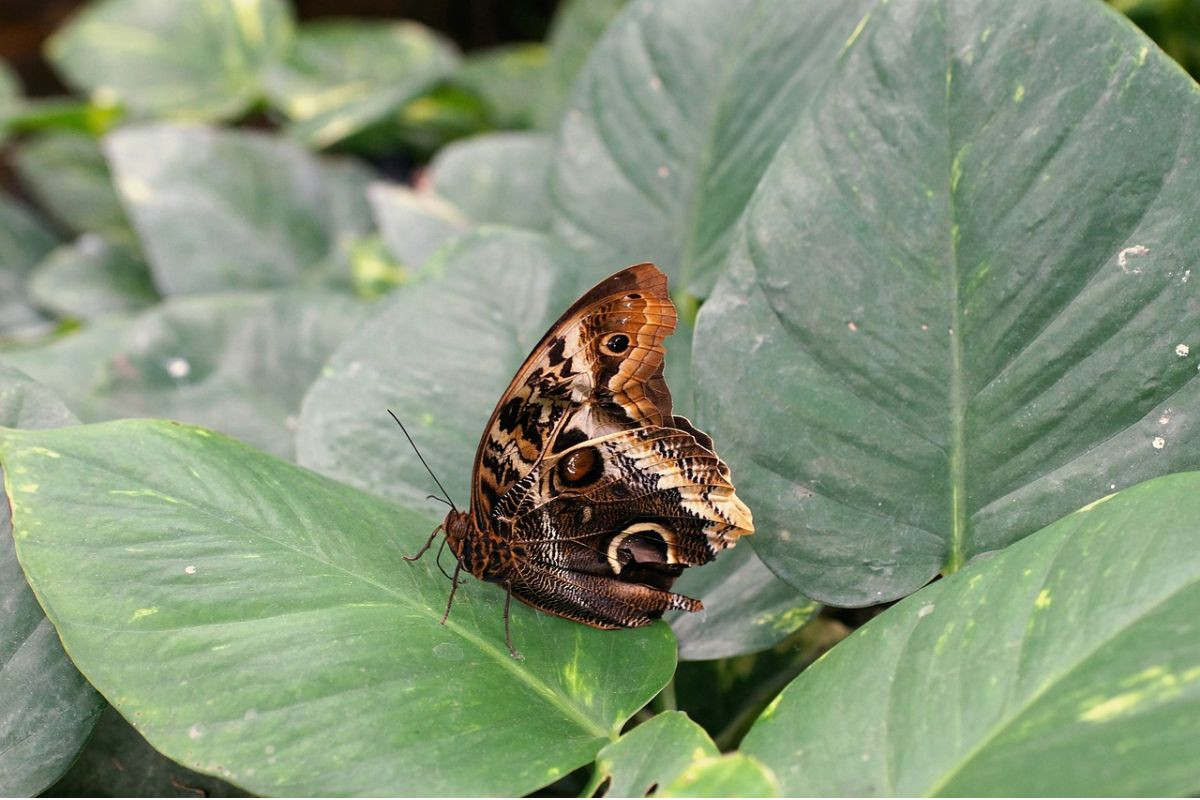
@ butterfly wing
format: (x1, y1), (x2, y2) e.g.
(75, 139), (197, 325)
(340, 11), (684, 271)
(469, 263), (677, 528)
(493, 424), (754, 628)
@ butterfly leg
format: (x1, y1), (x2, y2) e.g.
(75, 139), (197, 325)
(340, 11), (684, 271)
(502, 582), (523, 661)
(404, 524), (443, 562)
(440, 561), (463, 625)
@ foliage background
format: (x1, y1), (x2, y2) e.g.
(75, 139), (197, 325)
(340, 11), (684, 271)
(1, 0), (1199, 796)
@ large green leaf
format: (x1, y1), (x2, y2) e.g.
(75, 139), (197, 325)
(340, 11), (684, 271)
(46, 0), (294, 121)
(106, 124), (374, 295)
(0, 194), (58, 338)
(742, 472), (1200, 796)
(549, 0), (876, 296)
(0, 419), (675, 796)
(29, 237), (158, 320)
(11, 132), (134, 243)
(0, 365), (104, 796)
(5, 291), (366, 459)
(263, 19), (458, 149)
(694, 0), (1200, 605)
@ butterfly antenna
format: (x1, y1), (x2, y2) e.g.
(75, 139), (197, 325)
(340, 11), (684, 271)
(387, 409), (458, 513)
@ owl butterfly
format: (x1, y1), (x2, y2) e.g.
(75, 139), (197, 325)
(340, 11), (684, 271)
(406, 263), (753, 657)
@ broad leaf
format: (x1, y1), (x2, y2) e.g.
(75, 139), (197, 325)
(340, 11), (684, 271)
(45, 707), (247, 798)
(742, 472), (1200, 796)
(694, 0), (1200, 604)
(368, 182), (468, 270)
(430, 132), (553, 231)
(5, 291), (367, 460)
(0, 365), (104, 796)
(0, 193), (58, 337)
(297, 227), (582, 508)
(263, 19), (458, 149)
(106, 124), (374, 295)
(29, 236), (158, 319)
(12, 132), (133, 243)
(0, 419), (675, 796)
(46, 0), (294, 121)
(549, 0), (876, 296)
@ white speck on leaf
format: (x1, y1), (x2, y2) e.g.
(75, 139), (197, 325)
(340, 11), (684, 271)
(1175, 343), (1189, 357)
(166, 357), (190, 378)
(848, 321), (858, 332)
(188, 724), (202, 740)
(649, 76), (662, 90)
(918, 604), (935, 618)
(920, 323), (929, 331)
(1152, 436), (1166, 450)
(184, 565), (197, 575)
(1117, 244), (1149, 273)
(657, 166), (669, 178)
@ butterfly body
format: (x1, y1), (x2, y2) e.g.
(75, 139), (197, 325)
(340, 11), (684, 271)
(435, 263), (753, 633)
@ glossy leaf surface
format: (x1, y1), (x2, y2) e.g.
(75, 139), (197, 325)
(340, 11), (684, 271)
(694, 0), (1200, 604)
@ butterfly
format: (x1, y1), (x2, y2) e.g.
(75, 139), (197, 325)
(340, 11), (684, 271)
(405, 263), (753, 657)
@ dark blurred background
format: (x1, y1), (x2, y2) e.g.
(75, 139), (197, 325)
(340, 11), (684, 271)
(0, 0), (563, 98)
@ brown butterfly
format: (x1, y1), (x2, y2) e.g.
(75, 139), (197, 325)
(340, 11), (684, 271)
(405, 263), (753, 657)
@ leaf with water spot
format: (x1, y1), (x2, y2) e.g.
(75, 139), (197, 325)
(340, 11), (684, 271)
(742, 472), (1200, 796)
(694, 0), (1200, 604)
(0, 419), (676, 795)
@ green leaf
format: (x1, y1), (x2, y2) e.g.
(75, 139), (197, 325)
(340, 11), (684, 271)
(11, 131), (133, 242)
(742, 472), (1200, 796)
(655, 753), (778, 797)
(549, 0), (875, 296)
(536, 0), (628, 129)
(44, 707), (247, 798)
(693, 0), (1200, 605)
(297, 227), (582, 507)
(0, 419), (675, 795)
(105, 124), (374, 295)
(0, 365), (104, 796)
(456, 43), (548, 129)
(589, 711), (717, 796)
(367, 182), (469, 270)
(46, 0), (294, 121)
(0, 59), (21, 142)
(29, 236), (158, 319)
(5, 291), (367, 460)
(263, 19), (458, 149)
(667, 543), (817, 661)
(431, 132), (553, 231)
(587, 711), (779, 797)
(0, 193), (59, 338)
